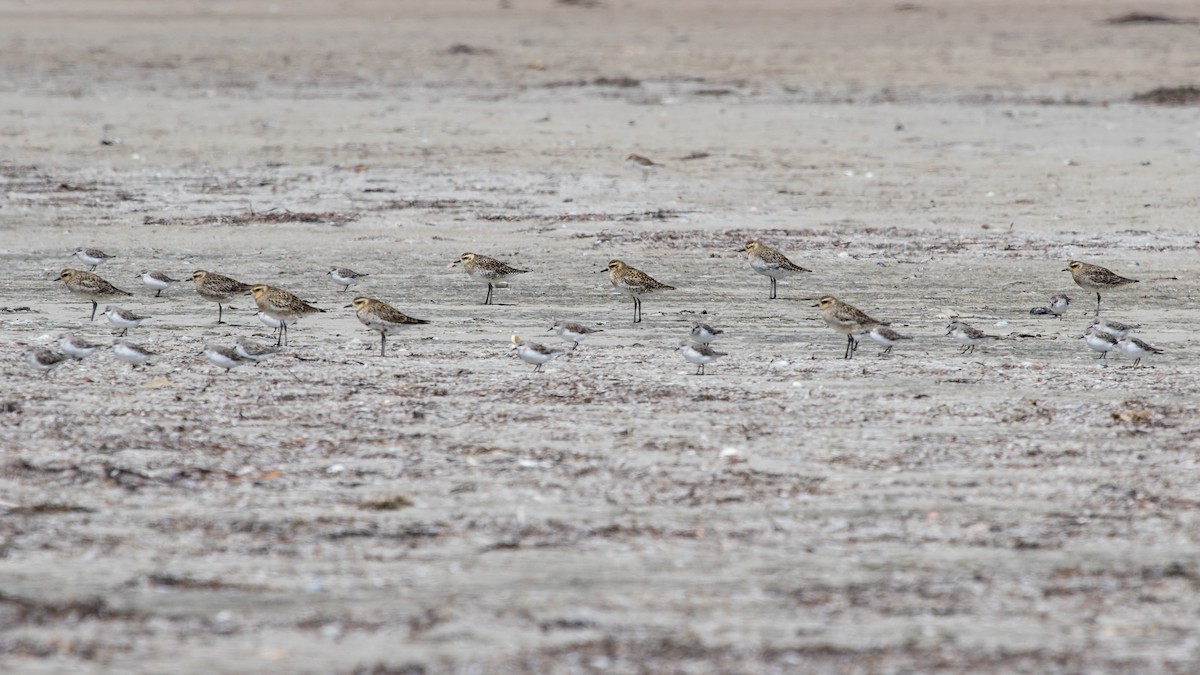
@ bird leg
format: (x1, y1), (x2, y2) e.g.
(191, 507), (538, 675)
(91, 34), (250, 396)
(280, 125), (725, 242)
(89, 301), (98, 321)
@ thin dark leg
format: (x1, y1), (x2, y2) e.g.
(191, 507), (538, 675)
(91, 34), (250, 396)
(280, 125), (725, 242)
(769, 277), (776, 300)
(89, 265), (97, 271)
(633, 297), (642, 323)
(89, 301), (98, 321)
(218, 303), (225, 324)
(844, 335), (853, 359)
(1095, 293), (1101, 316)
(380, 332), (386, 357)
(155, 289), (162, 297)
(883, 345), (893, 355)
(119, 328), (127, 337)
(484, 283), (493, 305)
(342, 284), (350, 292)
(1098, 351), (1106, 359)
(571, 342), (579, 351)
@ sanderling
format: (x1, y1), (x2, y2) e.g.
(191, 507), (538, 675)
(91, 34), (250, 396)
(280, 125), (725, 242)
(113, 341), (154, 367)
(24, 347), (69, 376)
(689, 322), (723, 345)
(865, 326), (913, 355)
(203, 344), (252, 372)
(57, 332), (101, 359)
(946, 320), (999, 355)
(235, 337), (280, 363)
(73, 247), (114, 271)
(548, 321), (601, 351)
(511, 334), (561, 372)
(680, 342), (727, 375)
(1081, 326), (1118, 359)
(1090, 318), (1138, 341)
(327, 267), (369, 292)
(1116, 336), (1162, 367)
(135, 270), (180, 297)
(103, 305), (148, 337)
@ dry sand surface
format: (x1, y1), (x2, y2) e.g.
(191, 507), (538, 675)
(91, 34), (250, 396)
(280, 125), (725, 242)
(3, 1), (1200, 672)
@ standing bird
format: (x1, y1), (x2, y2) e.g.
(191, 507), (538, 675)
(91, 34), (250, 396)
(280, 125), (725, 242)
(103, 305), (149, 337)
(814, 296), (888, 360)
(946, 320), (999, 355)
(59, 268), (132, 321)
(864, 326), (913, 355)
(451, 253), (529, 305)
(191, 270), (253, 325)
(548, 321), (601, 351)
(511, 334), (561, 372)
(327, 267), (369, 292)
(739, 240), (812, 299)
(604, 260), (675, 324)
(251, 285), (325, 346)
(689, 322), (723, 345)
(1116, 337), (1163, 368)
(680, 342), (727, 375)
(1063, 260), (1139, 317)
(255, 310), (296, 338)
(347, 296), (430, 357)
(135, 270), (180, 297)
(1081, 326), (1118, 359)
(73, 247), (115, 271)
(1047, 295), (1071, 319)
(24, 348), (70, 376)
(627, 153), (659, 182)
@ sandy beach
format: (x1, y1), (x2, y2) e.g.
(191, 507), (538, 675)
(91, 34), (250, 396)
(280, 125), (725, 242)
(3, 1), (1200, 672)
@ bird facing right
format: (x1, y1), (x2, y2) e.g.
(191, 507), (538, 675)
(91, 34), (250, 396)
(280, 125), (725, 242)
(1064, 260), (1138, 316)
